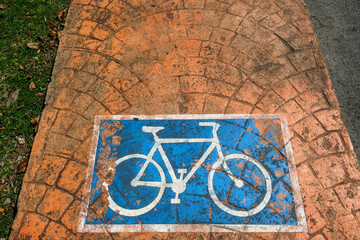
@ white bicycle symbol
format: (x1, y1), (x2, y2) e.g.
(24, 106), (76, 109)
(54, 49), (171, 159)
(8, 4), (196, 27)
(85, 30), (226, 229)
(103, 122), (272, 217)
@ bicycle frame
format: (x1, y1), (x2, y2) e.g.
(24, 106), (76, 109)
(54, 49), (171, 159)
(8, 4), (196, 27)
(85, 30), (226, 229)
(130, 122), (226, 203)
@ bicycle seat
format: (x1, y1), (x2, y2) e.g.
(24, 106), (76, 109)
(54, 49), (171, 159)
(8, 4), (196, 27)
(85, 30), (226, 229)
(142, 126), (165, 133)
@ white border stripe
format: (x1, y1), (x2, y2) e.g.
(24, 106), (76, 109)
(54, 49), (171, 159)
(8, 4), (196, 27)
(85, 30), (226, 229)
(82, 224), (305, 233)
(280, 117), (308, 232)
(78, 114), (307, 233)
(77, 116), (101, 232)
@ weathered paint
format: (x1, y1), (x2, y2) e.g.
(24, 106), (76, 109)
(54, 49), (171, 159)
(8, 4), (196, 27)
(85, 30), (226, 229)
(78, 114), (307, 233)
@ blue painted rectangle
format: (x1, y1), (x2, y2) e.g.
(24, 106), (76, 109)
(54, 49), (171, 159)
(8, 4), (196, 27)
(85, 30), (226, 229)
(85, 116), (299, 227)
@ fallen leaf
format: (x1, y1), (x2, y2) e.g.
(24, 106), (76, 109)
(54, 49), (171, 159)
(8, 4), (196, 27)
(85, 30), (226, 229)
(35, 92), (44, 96)
(26, 74), (32, 79)
(57, 30), (62, 40)
(4, 198), (11, 205)
(17, 159), (28, 173)
(0, 207), (4, 215)
(0, 4), (5, 9)
(26, 16), (31, 20)
(57, 9), (65, 20)
(19, 65), (28, 71)
(31, 117), (39, 125)
(0, 183), (6, 191)
(16, 136), (26, 145)
(5, 89), (20, 107)
(29, 82), (36, 91)
(27, 42), (40, 49)
(0, 113), (3, 117)
(37, 49), (41, 53)
(50, 29), (57, 38)
(48, 40), (57, 47)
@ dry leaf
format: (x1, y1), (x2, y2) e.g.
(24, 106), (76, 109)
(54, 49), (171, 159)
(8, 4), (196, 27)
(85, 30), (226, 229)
(4, 198), (10, 205)
(48, 40), (56, 47)
(5, 89), (20, 107)
(57, 30), (62, 40)
(57, 9), (65, 20)
(31, 117), (40, 132)
(17, 159), (28, 173)
(26, 74), (32, 79)
(31, 117), (39, 125)
(27, 42), (40, 49)
(0, 113), (3, 117)
(19, 65), (28, 71)
(0, 207), (4, 215)
(0, 183), (6, 191)
(29, 82), (36, 91)
(35, 92), (44, 96)
(37, 49), (41, 53)
(16, 136), (25, 145)
(0, 4), (5, 10)
(50, 29), (57, 38)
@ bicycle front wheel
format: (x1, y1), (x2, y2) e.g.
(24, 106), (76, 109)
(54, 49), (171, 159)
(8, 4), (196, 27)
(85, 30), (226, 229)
(208, 154), (272, 217)
(103, 154), (166, 217)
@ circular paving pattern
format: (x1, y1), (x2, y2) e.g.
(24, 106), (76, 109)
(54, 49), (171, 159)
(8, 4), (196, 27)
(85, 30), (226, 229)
(11, 0), (360, 239)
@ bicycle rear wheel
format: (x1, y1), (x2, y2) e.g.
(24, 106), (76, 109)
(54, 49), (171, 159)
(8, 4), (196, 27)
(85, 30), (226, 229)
(208, 154), (272, 217)
(103, 154), (166, 217)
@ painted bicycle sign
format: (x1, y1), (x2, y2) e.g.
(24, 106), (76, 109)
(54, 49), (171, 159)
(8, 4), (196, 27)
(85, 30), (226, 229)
(79, 114), (307, 233)
(105, 121), (272, 217)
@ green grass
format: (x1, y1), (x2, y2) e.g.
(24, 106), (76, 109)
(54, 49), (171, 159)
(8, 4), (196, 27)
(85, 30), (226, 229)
(0, 0), (70, 237)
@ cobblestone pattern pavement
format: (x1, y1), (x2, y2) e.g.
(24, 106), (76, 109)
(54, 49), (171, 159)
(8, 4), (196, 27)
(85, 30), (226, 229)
(10, 0), (360, 239)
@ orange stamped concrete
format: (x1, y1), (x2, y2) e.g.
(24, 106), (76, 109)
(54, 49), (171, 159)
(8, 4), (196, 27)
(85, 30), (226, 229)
(10, 0), (360, 239)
